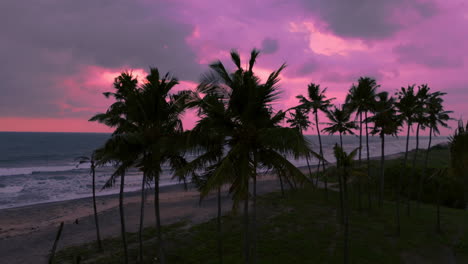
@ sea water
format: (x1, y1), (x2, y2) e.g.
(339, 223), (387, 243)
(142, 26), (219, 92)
(0, 132), (448, 209)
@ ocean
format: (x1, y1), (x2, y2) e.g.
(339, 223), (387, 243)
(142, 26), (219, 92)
(0, 132), (449, 210)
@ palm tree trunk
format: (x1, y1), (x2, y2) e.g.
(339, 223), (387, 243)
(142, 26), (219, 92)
(338, 133), (345, 225)
(379, 134), (385, 208)
(119, 172), (129, 264)
(252, 157), (258, 264)
(418, 127), (432, 205)
(217, 186), (223, 264)
(396, 124), (411, 235)
(315, 111), (327, 198)
(409, 123), (420, 209)
(301, 131), (314, 186)
(91, 164), (102, 251)
(343, 168), (349, 264)
(278, 173), (285, 197)
(404, 124), (412, 216)
(243, 185), (250, 264)
(154, 172), (166, 264)
(358, 112), (363, 210)
(436, 181), (441, 233)
(365, 111), (372, 209)
(138, 172), (146, 263)
(359, 112), (363, 165)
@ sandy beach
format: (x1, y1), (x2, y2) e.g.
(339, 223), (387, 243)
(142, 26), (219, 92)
(0, 175), (285, 264)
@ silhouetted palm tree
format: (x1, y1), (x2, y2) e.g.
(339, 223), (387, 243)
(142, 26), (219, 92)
(346, 77), (379, 209)
(417, 91), (452, 204)
(449, 120), (468, 206)
(368, 92), (401, 207)
(333, 144), (360, 264)
(287, 108), (314, 184)
(395, 85), (419, 220)
(176, 92), (230, 264)
(75, 154), (102, 251)
(90, 69), (190, 264)
(322, 104), (357, 224)
(297, 83), (335, 197)
(197, 49), (310, 264)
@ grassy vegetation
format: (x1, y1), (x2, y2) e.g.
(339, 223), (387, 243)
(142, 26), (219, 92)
(55, 174), (468, 263)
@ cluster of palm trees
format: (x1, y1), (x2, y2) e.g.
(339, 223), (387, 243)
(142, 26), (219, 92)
(85, 48), (451, 264)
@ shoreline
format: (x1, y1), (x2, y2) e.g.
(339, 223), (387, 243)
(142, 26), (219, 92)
(0, 148), (433, 263)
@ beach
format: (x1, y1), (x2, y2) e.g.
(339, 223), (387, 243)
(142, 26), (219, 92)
(0, 175), (284, 264)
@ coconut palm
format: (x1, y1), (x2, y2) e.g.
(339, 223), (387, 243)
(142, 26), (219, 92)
(333, 144), (360, 264)
(410, 85), (431, 168)
(368, 92), (401, 207)
(286, 108), (314, 185)
(93, 134), (140, 264)
(322, 105), (357, 148)
(428, 168), (450, 233)
(75, 154), (102, 251)
(197, 49), (310, 264)
(345, 77), (380, 209)
(90, 69), (190, 264)
(89, 72), (139, 263)
(449, 120), (468, 204)
(176, 92), (230, 264)
(322, 104), (357, 223)
(297, 83), (335, 197)
(417, 91), (452, 204)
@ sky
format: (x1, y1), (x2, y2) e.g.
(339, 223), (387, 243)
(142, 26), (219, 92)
(0, 0), (466, 136)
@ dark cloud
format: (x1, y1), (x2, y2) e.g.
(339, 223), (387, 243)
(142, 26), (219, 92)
(261, 38), (279, 54)
(0, 0), (203, 118)
(393, 43), (464, 68)
(299, 0), (439, 39)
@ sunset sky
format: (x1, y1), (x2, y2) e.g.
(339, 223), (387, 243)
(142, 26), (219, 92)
(0, 0), (466, 135)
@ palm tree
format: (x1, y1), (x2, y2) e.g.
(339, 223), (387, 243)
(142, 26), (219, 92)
(286, 108), (314, 185)
(333, 144), (360, 264)
(197, 49), (310, 264)
(75, 154), (102, 251)
(429, 168), (450, 233)
(322, 105), (357, 224)
(345, 77), (379, 209)
(417, 91), (452, 204)
(176, 92), (230, 264)
(449, 120), (468, 203)
(395, 85), (418, 219)
(90, 69), (190, 264)
(90, 72), (139, 263)
(368, 92), (401, 207)
(297, 83), (335, 197)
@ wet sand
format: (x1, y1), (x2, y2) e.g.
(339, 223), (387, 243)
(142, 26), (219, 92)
(0, 175), (284, 264)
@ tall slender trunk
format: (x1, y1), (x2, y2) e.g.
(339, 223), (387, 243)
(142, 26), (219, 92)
(278, 173), (285, 197)
(358, 112), (363, 210)
(154, 172), (166, 264)
(359, 112), (363, 165)
(343, 167), (349, 264)
(338, 133), (345, 225)
(315, 159), (321, 187)
(404, 124), (412, 216)
(252, 158), (258, 264)
(301, 131), (314, 186)
(243, 182), (250, 264)
(91, 163), (102, 251)
(119, 171), (128, 264)
(436, 181), (441, 233)
(409, 123), (420, 209)
(396, 124), (411, 235)
(365, 111), (372, 209)
(217, 186), (223, 264)
(315, 111), (327, 198)
(379, 133), (385, 208)
(138, 172), (146, 263)
(418, 127), (433, 205)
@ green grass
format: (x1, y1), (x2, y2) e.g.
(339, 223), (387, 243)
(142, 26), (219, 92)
(55, 180), (468, 263)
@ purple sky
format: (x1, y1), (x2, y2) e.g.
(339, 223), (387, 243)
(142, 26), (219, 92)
(0, 0), (466, 135)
